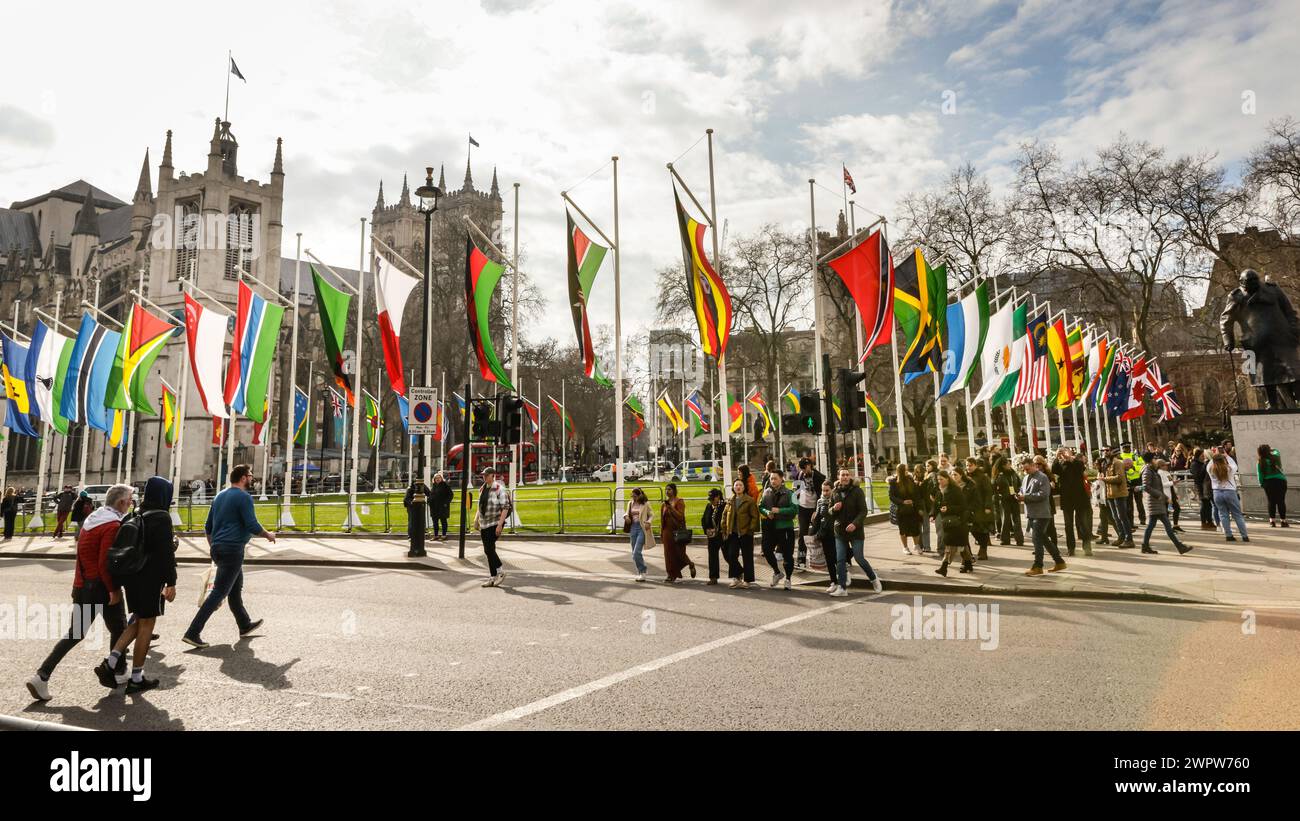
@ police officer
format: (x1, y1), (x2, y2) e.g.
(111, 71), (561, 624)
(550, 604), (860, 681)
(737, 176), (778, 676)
(1119, 441), (1145, 529)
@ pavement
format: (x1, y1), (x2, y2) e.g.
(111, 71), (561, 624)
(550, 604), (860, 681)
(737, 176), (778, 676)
(2, 511), (1297, 607)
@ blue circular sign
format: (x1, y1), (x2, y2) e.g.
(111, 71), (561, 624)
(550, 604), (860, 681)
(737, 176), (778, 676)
(413, 401), (433, 423)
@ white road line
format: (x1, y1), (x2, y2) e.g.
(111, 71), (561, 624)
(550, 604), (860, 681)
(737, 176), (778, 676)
(457, 596), (866, 731)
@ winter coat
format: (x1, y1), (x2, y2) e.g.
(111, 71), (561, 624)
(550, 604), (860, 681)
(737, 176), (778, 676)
(758, 485), (797, 530)
(937, 487), (970, 545)
(722, 493), (759, 537)
(1051, 459), (1089, 507)
(831, 482), (868, 539)
(966, 476), (995, 534)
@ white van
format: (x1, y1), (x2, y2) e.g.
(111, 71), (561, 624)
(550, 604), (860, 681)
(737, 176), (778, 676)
(673, 460), (721, 482)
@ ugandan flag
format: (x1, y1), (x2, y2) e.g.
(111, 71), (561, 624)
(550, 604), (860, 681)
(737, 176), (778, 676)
(674, 187), (732, 358)
(894, 249), (946, 383)
(624, 395), (646, 439)
(567, 209), (609, 382)
(161, 381), (178, 447)
(548, 395), (576, 438)
(108, 303), (175, 415)
(466, 237), (514, 391)
(657, 390), (687, 434)
(311, 264), (354, 406)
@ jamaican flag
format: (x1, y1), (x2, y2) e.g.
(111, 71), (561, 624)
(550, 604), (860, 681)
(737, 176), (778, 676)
(894, 249), (947, 384)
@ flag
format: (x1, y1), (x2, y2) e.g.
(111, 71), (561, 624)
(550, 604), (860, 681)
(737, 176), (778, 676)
(183, 294), (230, 418)
(842, 165), (856, 195)
(85, 328), (122, 435)
(230, 56), (246, 81)
(894, 248), (945, 382)
(831, 397), (842, 421)
(1093, 338), (1117, 410)
(591, 357), (614, 389)
(1044, 315), (1073, 409)
(781, 385), (801, 414)
(972, 298), (1023, 407)
(251, 398), (269, 446)
(624, 395), (645, 439)
(1068, 325), (1087, 403)
(161, 382), (178, 447)
(826, 228), (894, 361)
(328, 387), (347, 447)
(864, 392), (885, 432)
(212, 416), (223, 446)
(44, 325), (74, 435)
(469, 134), (480, 148)
(374, 252), (418, 397)
(108, 409), (125, 448)
(746, 387), (773, 438)
(522, 397), (540, 440)
(1013, 309), (1050, 406)
(1121, 357), (1149, 421)
(465, 238), (514, 391)
(673, 187), (732, 358)
(548, 396), (576, 438)
(1, 334), (39, 437)
(726, 392), (744, 433)
(940, 282), (990, 396)
(364, 391), (384, 447)
(223, 282), (283, 422)
(434, 399), (447, 442)
(1145, 363), (1182, 422)
(109, 302), (175, 415)
(292, 387), (310, 447)
(453, 392), (467, 419)
(657, 390), (687, 434)
(311, 264), (354, 406)
(685, 389), (710, 435)
(61, 313), (103, 423)
(1105, 351), (1132, 418)
(30, 320), (73, 433)
(1084, 335), (1106, 407)
(566, 210), (609, 382)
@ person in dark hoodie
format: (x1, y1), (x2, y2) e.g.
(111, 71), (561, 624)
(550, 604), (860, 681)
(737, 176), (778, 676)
(94, 477), (179, 694)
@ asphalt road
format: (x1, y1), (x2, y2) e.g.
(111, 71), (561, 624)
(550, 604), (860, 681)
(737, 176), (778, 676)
(2, 556), (1298, 730)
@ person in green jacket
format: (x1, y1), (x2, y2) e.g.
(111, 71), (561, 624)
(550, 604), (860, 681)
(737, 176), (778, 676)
(1257, 444), (1289, 527)
(829, 468), (883, 596)
(759, 471), (798, 589)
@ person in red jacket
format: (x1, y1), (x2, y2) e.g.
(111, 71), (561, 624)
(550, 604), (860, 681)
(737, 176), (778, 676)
(26, 484), (134, 702)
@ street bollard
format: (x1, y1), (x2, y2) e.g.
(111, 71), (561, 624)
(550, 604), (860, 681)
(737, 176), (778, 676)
(407, 480), (428, 558)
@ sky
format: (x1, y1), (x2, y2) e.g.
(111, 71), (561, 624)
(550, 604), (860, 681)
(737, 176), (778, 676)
(2, 0), (1298, 348)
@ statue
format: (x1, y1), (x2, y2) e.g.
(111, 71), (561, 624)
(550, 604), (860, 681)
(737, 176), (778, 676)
(1221, 269), (1300, 409)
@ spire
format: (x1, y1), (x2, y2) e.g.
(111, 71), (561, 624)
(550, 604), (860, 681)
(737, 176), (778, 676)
(376, 180), (386, 210)
(72, 185), (99, 237)
(463, 154), (473, 191)
(160, 130), (173, 172)
(438, 164), (446, 192)
(490, 166), (499, 197)
(134, 149), (152, 204)
(399, 174), (411, 207)
(209, 117), (223, 157)
(272, 137), (284, 175)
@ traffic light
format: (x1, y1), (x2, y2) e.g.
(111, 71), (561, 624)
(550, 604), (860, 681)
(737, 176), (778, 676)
(500, 396), (525, 445)
(798, 393), (823, 435)
(780, 412), (802, 436)
(837, 368), (869, 430)
(471, 400), (498, 441)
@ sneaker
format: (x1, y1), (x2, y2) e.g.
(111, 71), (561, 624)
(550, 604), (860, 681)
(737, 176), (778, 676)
(1025, 566), (1044, 576)
(829, 588), (848, 598)
(182, 635), (210, 650)
(1242, 537), (1250, 543)
(827, 584), (841, 595)
(481, 577), (497, 588)
(769, 570), (783, 588)
(1141, 547), (1159, 555)
(844, 574), (852, 589)
(93, 660), (118, 689)
(1225, 536), (1237, 542)
(635, 573), (646, 583)
(706, 579), (719, 586)
(1050, 561), (1067, 572)
(26, 674), (50, 702)
(736, 581), (750, 589)
(783, 577), (792, 591)
(729, 579), (742, 589)
(125, 678), (160, 695)
(871, 578), (883, 594)
(239, 619), (264, 637)
(496, 572), (507, 586)
(1176, 543), (1192, 555)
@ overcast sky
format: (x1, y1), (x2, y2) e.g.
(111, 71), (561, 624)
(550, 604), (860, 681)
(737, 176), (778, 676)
(2, 0), (1297, 347)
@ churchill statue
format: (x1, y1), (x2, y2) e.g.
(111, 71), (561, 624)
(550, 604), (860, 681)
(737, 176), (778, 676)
(1221, 269), (1300, 409)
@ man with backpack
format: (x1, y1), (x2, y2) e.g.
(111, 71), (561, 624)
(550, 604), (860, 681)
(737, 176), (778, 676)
(93, 477), (179, 694)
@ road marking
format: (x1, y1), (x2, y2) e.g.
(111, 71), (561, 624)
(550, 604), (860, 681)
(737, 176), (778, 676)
(458, 597), (866, 731)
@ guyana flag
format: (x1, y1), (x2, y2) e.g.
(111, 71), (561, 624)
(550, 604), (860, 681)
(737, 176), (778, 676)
(161, 380), (178, 447)
(108, 303), (175, 415)
(657, 390), (687, 434)
(566, 210), (609, 383)
(624, 395), (646, 439)
(548, 395), (575, 438)
(894, 249), (947, 383)
(312, 264), (354, 406)
(364, 390), (383, 447)
(465, 237), (514, 391)
(864, 392), (884, 432)
(673, 186), (732, 358)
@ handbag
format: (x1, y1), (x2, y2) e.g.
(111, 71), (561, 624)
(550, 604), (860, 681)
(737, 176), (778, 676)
(197, 563), (223, 610)
(623, 510), (632, 533)
(674, 528), (693, 545)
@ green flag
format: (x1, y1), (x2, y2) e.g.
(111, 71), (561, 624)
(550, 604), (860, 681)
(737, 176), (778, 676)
(311, 264), (354, 406)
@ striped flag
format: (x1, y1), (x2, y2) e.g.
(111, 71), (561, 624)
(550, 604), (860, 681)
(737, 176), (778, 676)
(161, 381), (178, 447)
(842, 165), (856, 195)
(827, 228), (894, 362)
(1013, 309), (1050, 406)
(657, 390), (687, 434)
(567, 209), (609, 382)
(183, 294), (230, 419)
(781, 385), (801, 414)
(1, 334), (38, 437)
(466, 238), (514, 391)
(224, 281), (284, 422)
(864, 392), (884, 432)
(108, 302), (176, 415)
(548, 395), (576, 438)
(374, 252), (418, 397)
(674, 187), (732, 358)
(746, 387), (773, 438)
(685, 389), (710, 435)
(292, 387), (310, 447)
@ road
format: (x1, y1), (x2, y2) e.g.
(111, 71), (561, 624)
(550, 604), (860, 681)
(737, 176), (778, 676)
(2, 556), (1298, 730)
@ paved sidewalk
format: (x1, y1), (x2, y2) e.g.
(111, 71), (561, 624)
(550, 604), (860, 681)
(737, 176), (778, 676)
(2, 514), (1296, 606)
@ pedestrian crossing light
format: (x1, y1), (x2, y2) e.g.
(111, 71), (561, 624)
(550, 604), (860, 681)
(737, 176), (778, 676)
(837, 368), (869, 431)
(471, 400), (498, 442)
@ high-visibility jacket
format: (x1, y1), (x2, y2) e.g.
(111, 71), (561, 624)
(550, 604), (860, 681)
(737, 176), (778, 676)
(1121, 452), (1144, 482)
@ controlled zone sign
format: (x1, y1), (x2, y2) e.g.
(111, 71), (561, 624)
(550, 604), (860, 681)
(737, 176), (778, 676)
(408, 387), (440, 435)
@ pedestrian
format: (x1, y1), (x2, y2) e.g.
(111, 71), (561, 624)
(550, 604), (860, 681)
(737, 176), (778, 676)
(659, 483), (694, 582)
(993, 457), (1024, 546)
(182, 465), (276, 648)
(1140, 459), (1191, 555)
(1209, 452), (1250, 542)
(474, 468), (513, 587)
(793, 459), (819, 566)
(921, 459), (941, 554)
(26, 484), (133, 702)
(1092, 457), (1112, 544)
(625, 487), (654, 582)
(889, 464), (922, 555)
(701, 488), (727, 585)
(1052, 448), (1092, 557)
(1019, 458), (1066, 576)
(1190, 448), (1214, 530)
(428, 472), (453, 540)
(812, 482), (837, 592)
(722, 478), (758, 588)
(759, 471), (797, 589)
(1104, 453), (1136, 548)
(2, 487), (18, 540)
(934, 471), (973, 576)
(1257, 444), (1289, 528)
(94, 476), (179, 694)
(965, 459), (995, 561)
(69, 489), (94, 535)
(1119, 441), (1145, 528)
(737, 464), (760, 502)
(1159, 459), (1184, 532)
(53, 485), (76, 540)
(829, 468), (882, 596)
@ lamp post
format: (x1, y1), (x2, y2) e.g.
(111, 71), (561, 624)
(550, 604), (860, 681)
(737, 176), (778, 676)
(414, 168), (443, 483)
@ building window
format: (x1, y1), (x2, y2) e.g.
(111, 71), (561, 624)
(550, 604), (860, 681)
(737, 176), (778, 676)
(174, 199), (199, 282)
(224, 202), (257, 281)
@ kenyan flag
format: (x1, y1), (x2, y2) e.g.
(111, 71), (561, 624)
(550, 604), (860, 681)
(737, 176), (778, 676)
(466, 238), (514, 391)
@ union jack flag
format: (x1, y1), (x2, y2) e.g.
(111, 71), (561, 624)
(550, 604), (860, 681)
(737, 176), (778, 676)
(1145, 362), (1182, 422)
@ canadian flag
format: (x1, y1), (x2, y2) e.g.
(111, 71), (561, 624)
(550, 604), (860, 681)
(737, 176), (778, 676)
(1121, 357), (1149, 421)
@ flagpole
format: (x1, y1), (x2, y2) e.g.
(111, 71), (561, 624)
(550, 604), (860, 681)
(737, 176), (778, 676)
(807, 179), (828, 474)
(776, 361), (785, 470)
(123, 267), (147, 483)
(78, 278), (102, 491)
(510, 181), (521, 498)
(611, 157), (629, 511)
(280, 233), (302, 527)
(439, 370), (446, 478)
(169, 349), (187, 523)
(259, 369), (272, 499)
(374, 371), (384, 492)
(964, 386), (977, 456)
(536, 378), (543, 482)
(742, 367), (749, 466)
(301, 362), (312, 498)
(224, 50), (230, 124)
(882, 224), (907, 466)
(29, 291), (62, 529)
(703, 131), (734, 493)
(407, 368), (415, 483)
(345, 218), (367, 529)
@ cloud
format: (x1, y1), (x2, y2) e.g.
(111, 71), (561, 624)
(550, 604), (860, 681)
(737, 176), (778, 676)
(0, 105), (54, 149)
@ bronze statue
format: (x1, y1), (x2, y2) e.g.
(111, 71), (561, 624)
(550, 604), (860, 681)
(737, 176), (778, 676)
(1221, 269), (1300, 409)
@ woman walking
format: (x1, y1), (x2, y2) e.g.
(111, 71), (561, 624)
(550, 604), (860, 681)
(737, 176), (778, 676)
(889, 464), (922, 555)
(965, 459), (996, 561)
(702, 488), (727, 585)
(1, 487), (18, 540)
(660, 483), (695, 582)
(1257, 444), (1289, 527)
(1209, 452), (1249, 542)
(625, 487), (654, 582)
(428, 472), (453, 541)
(722, 478), (758, 588)
(934, 471), (973, 576)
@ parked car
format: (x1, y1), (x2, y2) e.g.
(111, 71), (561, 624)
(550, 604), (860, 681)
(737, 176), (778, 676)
(81, 484), (113, 504)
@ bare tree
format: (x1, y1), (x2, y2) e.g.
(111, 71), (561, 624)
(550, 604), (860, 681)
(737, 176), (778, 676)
(1245, 116), (1300, 239)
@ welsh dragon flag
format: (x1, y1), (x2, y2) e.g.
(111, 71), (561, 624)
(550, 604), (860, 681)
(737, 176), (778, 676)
(465, 237), (514, 391)
(567, 210), (609, 383)
(107, 303), (175, 415)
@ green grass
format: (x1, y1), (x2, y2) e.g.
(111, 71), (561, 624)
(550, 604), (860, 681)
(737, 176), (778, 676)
(17, 481), (891, 536)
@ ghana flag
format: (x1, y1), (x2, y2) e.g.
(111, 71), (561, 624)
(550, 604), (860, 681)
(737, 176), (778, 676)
(311, 264), (354, 406)
(894, 248), (946, 383)
(566, 209), (609, 382)
(673, 186), (732, 358)
(465, 237), (514, 391)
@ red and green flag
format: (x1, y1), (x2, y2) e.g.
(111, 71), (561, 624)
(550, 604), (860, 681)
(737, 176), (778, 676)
(547, 395), (575, 438)
(726, 392), (743, 433)
(311, 264), (354, 406)
(567, 210), (610, 384)
(465, 238), (514, 391)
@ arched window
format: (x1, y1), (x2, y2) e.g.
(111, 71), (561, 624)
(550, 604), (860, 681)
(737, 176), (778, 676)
(174, 199), (199, 282)
(224, 202), (257, 281)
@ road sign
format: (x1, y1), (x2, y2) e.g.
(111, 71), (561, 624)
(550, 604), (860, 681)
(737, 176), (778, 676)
(408, 387), (439, 435)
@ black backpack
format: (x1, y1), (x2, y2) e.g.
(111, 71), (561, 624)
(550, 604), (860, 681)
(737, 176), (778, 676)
(107, 510), (167, 579)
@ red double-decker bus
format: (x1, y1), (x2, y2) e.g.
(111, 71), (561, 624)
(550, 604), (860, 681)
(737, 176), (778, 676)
(446, 442), (538, 484)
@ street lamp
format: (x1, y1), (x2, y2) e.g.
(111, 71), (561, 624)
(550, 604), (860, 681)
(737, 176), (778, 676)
(414, 167), (442, 482)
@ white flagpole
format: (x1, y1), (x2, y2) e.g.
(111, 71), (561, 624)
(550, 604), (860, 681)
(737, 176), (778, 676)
(847, 202), (873, 490)
(510, 182), (521, 498)
(29, 291), (63, 528)
(438, 370), (446, 478)
(742, 368), (749, 466)
(884, 225), (907, 466)
(537, 377), (543, 482)
(301, 362), (312, 498)
(259, 371), (272, 499)
(776, 361), (785, 470)
(964, 386), (977, 456)
(79, 278), (102, 491)
(807, 179), (828, 473)
(168, 352), (186, 524)
(224, 268), (239, 493)
(123, 267), (147, 483)
(280, 233), (302, 527)
(611, 158), (627, 510)
(560, 380), (567, 481)
(345, 218), (367, 529)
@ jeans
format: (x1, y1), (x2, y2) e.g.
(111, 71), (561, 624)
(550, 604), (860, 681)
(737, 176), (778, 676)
(998, 499), (1023, 544)
(1097, 502), (1111, 539)
(186, 544), (254, 639)
(1061, 502), (1092, 550)
(629, 522), (647, 574)
(1143, 513), (1184, 551)
(1106, 498), (1132, 543)
(726, 533), (755, 582)
(1213, 489), (1248, 540)
(761, 522), (794, 577)
(433, 516), (448, 538)
(1027, 518), (1063, 568)
(38, 594), (126, 679)
(482, 524), (504, 576)
(919, 515), (932, 551)
(1263, 477), (1288, 520)
(834, 536), (876, 588)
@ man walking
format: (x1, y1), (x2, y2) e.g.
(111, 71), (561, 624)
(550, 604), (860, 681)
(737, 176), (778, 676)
(182, 465), (275, 649)
(1141, 459), (1191, 555)
(476, 468), (513, 587)
(1103, 453), (1136, 548)
(53, 485), (76, 540)
(759, 471), (798, 589)
(1052, 448), (1092, 557)
(1018, 458), (1066, 576)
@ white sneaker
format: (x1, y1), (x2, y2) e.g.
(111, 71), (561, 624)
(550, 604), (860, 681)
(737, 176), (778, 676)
(635, 573), (646, 582)
(783, 577), (792, 591)
(26, 674), (50, 702)
(871, 578), (883, 593)
(481, 576), (497, 588)
(827, 584), (841, 595)
(830, 588), (848, 598)
(729, 579), (742, 589)
(769, 570), (783, 588)
(495, 572), (506, 587)
(844, 574), (852, 588)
